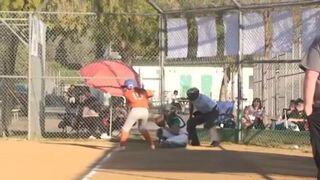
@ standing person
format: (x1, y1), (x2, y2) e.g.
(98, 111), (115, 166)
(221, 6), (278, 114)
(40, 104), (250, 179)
(300, 36), (320, 179)
(116, 79), (155, 151)
(186, 87), (220, 147)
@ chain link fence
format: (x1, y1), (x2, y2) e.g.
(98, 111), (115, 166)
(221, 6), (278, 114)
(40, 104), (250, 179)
(42, 12), (159, 139)
(0, 11), (160, 139)
(0, 1), (318, 147)
(162, 3), (314, 147)
(0, 12), (29, 137)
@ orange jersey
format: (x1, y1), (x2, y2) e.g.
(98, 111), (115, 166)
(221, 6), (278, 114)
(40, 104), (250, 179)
(124, 89), (153, 108)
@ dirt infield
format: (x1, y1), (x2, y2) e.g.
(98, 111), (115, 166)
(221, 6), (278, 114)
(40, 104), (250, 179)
(0, 139), (114, 180)
(0, 139), (316, 180)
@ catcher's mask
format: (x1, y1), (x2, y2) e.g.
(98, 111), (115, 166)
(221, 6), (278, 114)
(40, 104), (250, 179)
(161, 104), (177, 115)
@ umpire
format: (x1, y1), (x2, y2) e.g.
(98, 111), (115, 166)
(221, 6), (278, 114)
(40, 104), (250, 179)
(300, 36), (320, 179)
(186, 87), (220, 147)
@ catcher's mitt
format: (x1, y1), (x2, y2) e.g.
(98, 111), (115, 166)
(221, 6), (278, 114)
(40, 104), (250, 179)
(149, 113), (166, 127)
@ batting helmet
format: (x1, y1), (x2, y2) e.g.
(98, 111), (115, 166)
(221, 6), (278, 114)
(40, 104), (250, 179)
(124, 79), (137, 89)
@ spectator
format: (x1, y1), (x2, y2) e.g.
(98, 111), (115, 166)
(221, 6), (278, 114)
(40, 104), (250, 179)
(79, 88), (103, 139)
(242, 98), (265, 129)
(282, 99), (296, 119)
(287, 98), (308, 131)
(274, 100), (301, 131)
(274, 100), (299, 131)
(67, 84), (77, 108)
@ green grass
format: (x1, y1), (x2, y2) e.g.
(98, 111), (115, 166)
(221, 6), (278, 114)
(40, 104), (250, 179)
(197, 128), (310, 147)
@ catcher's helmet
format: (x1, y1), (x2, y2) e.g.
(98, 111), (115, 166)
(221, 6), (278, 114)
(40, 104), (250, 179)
(161, 104), (178, 114)
(124, 79), (137, 89)
(186, 87), (199, 101)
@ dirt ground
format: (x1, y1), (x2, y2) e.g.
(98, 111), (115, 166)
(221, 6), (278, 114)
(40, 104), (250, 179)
(0, 139), (316, 180)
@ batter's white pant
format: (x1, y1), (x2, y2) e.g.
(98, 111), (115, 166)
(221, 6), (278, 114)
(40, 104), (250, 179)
(122, 107), (149, 133)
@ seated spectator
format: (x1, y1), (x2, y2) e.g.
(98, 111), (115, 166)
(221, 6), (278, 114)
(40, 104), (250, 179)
(79, 88), (104, 139)
(288, 98), (308, 131)
(156, 105), (188, 148)
(282, 99), (296, 119)
(274, 98), (307, 131)
(242, 98), (265, 129)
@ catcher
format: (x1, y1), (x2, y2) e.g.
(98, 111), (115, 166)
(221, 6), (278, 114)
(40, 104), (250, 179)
(154, 105), (188, 148)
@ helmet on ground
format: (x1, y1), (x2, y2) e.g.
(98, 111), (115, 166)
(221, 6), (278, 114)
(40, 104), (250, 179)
(124, 79), (137, 89)
(186, 87), (199, 101)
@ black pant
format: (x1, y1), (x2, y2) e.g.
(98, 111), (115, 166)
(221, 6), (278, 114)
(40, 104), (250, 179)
(308, 109), (320, 179)
(187, 107), (219, 146)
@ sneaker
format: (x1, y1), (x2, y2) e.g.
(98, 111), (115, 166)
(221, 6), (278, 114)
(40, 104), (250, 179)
(100, 133), (111, 140)
(114, 146), (126, 151)
(88, 135), (96, 139)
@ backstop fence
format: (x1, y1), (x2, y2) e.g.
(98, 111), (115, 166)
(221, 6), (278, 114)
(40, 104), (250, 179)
(0, 0), (319, 147)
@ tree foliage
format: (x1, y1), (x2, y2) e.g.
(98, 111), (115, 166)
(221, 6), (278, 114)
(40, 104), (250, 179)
(0, 0), (42, 11)
(91, 0), (158, 63)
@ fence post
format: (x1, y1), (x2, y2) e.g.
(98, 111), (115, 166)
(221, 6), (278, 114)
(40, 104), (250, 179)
(159, 15), (166, 106)
(28, 13), (46, 139)
(236, 10), (243, 143)
(27, 12), (33, 140)
(0, 101), (3, 137)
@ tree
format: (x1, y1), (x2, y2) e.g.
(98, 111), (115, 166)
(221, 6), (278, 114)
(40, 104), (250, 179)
(91, 0), (158, 65)
(45, 0), (90, 66)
